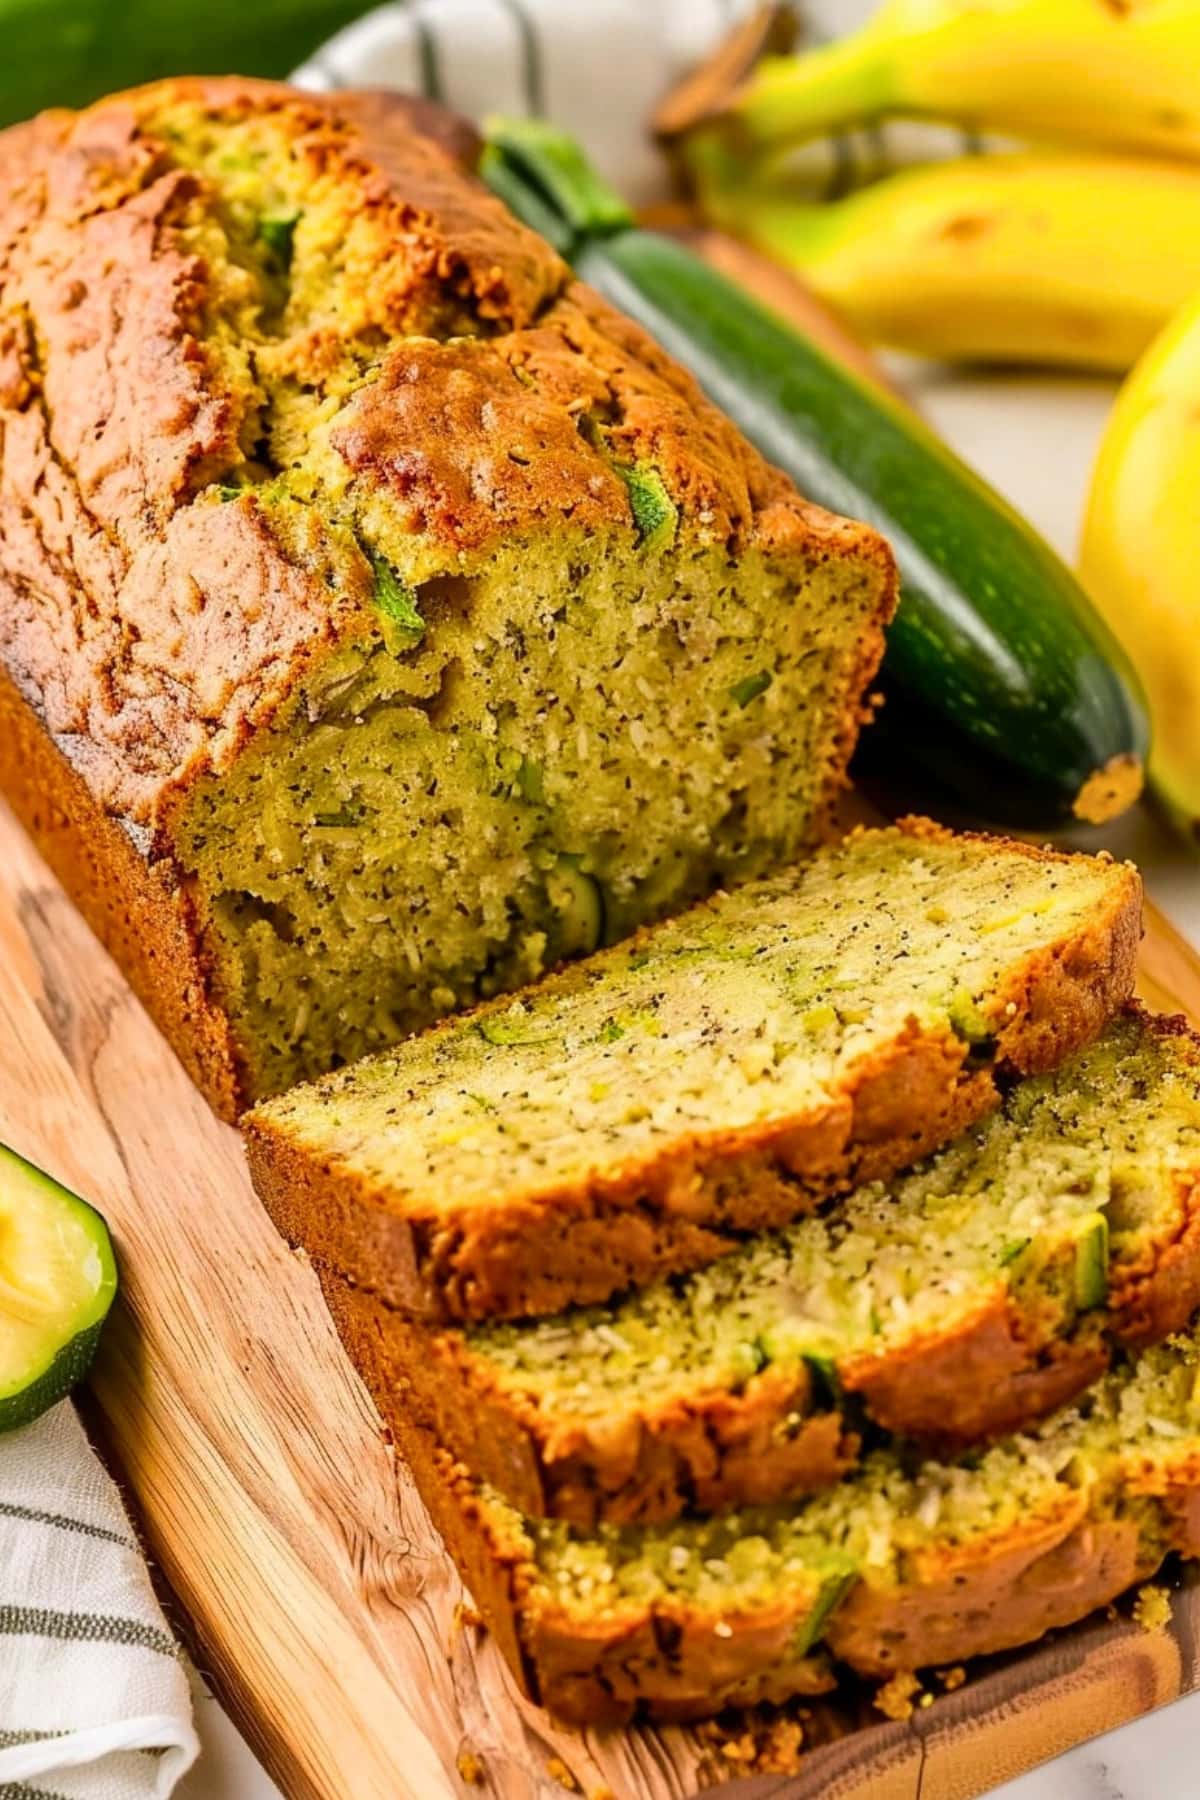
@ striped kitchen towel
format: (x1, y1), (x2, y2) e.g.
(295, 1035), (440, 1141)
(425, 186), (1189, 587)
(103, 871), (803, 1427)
(295, 0), (990, 205)
(0, 1404), (198, 1800)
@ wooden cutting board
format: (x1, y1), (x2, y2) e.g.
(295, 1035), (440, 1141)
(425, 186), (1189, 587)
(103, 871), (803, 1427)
(2, 215), (1193, 1796)
(3, 792), (1200, 1800)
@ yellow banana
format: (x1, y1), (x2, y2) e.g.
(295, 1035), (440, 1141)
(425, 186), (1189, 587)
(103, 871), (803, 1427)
(1080, 292), (1200, 839)
(720, 0), (1200, 163)
(693, 149), (1200, 371)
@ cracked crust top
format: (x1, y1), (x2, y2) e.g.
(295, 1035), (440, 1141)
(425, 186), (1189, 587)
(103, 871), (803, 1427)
(0, 78), (885, 834)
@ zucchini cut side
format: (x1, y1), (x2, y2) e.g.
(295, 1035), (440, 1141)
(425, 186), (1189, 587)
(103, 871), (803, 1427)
(0, 1144), (117, 1432)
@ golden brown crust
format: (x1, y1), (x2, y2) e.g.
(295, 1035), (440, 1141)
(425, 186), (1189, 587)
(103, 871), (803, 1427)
(354, 1338), (836, 1728)
(86, 76), (567, 334)
(322, 1264), (859, 1527)
(245, 830), (1142, 1323)
(0, 79), (545, 832)
(841, 1300), (1110, 1447)
(0, 79), (894, 1116)
(330, 265), (894, 574)
(330, 322), (630, 551)
(0, 85), (374, 829)
(0, 78), (886, 833)
(824, 1500), (1148, 1678)
(0, 664), (243, 1115)
(342, 1308), (1192, 1727)
(319, 1020), (1200, 1526)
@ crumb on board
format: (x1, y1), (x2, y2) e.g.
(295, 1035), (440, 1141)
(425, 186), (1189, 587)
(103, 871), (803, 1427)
(717, 1731), (757, 1765)
(753, 1718), (805, 1775)
(456, 1747), (485, 1786)
(694, 1712), (806, 1776)
(1133, 1584), (1172, 1633)
(546, 1757), (578, 1792)
(874, 1670), (924, 1721)
(937, 1665), (967, 1693)
(589, 1788), (617, 1800)
(448, 1599), (486, 1653)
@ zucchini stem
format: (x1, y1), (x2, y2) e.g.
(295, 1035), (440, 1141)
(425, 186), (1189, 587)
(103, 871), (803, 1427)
(482, 117), (633, 257)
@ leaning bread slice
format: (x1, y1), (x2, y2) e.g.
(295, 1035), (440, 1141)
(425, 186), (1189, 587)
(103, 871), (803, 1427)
(323, 1008), (1200, 1525)
(372, 1321), (1200, 1726)
(246, 821), (1140, 1321)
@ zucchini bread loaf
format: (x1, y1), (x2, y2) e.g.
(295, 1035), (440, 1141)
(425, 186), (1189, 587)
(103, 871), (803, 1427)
(0, 78), (895, 1116)
(323, 1009), (1200, 1526)
(379, 1322), (1200, 1725)
(245, 822), (1141, 1321)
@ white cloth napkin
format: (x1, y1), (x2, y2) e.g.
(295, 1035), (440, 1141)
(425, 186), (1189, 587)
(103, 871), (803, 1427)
(294, 0), (980, 203)
(0, 1403), (198, 1799)
(295, 0), (760, 203)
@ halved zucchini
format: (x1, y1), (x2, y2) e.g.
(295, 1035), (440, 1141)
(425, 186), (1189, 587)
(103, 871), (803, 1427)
(0, 1144), (118, 1433)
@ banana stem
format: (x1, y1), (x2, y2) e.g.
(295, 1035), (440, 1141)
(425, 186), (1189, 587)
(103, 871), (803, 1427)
(728, 35), (894, 152)
(684, 135), (835, 271)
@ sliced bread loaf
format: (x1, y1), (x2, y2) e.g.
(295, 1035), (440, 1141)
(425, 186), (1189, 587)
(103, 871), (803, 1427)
(245, 822), (1140, 1321)
(373, 1321), (1200, 1725)
(322, 1008), (1200, 1525)
(0, 79), (894, 1116)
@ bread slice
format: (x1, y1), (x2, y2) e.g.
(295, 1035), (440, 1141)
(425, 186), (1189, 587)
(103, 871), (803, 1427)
(321, 1008), (1200, 1525)
(245, 822), (1141, 1321)
(367, 1319), (1200, 1725)
(0, 79), (893, 1117)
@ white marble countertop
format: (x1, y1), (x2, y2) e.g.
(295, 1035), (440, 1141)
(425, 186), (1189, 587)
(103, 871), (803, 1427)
(179, 367), (1200, 1797)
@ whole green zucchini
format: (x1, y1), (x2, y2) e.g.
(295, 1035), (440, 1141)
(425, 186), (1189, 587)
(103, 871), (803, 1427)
(482, 120), (1149, 829)
(0, 0), (370, 128)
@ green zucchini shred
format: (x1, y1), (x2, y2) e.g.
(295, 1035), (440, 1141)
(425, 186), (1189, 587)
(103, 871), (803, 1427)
(258, 208), (300, 267)
(616, 464), (678, 551)
(730, 669), (774, 708)
(368, 552), (425, 647)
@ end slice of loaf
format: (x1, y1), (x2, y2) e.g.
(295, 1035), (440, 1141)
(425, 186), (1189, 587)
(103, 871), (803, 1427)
(245, 821), (1141, 1322)
(322, 1008), (1200, 1525)
(370, 1320), (1200, 1726)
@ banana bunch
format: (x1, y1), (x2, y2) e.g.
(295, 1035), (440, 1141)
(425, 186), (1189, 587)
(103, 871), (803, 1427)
(1080, 296), (1200, 838)
(715, 0), (1200, 164)
(679, 0), (1200, 371)
(692, 147), (1200, 372)
(674, 0), (1200, 829)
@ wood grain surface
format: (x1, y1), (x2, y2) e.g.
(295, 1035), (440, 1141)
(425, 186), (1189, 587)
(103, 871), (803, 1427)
(3, 789), (1200, 1800)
